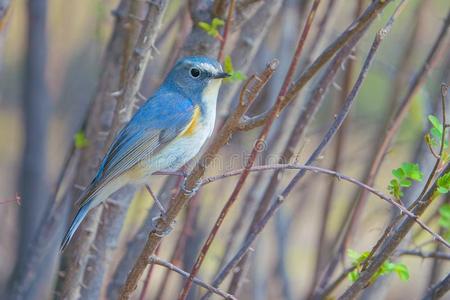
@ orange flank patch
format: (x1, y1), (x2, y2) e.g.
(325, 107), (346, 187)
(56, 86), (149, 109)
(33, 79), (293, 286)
(180, 106), (201, 137)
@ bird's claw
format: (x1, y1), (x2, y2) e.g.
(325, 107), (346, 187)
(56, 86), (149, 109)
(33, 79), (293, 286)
(152, 215), (176, 238)
(181, 178), (201, 197)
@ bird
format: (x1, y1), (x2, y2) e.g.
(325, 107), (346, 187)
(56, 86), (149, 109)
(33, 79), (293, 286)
(60, 56), (229, 251)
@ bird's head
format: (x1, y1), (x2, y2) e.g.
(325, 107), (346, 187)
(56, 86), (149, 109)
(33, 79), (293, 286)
(164, 56), (230, 103)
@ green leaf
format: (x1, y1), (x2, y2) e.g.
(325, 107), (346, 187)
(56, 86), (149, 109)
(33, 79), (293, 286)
(401, 163), (423, 181)
(437, 187), (449, 194)
(74, 131), (89, 149)
(383, 262), (396, 273)
(347, 249), (360, 261)
(438, 217), (450, 228)
(439, 204), (450, 218)
(439, 204), (450, 229)
(197, 18), (224, 38)
(428, 115), (442, 132)
(198, 21), (212, 32)
(399, 179), (412, 187)
(437, 172), (450, 191)
(431, 127), (442, 140)
(388, 179), (402, 198)
(223, 55), (247, 82)
(444, 231), (450, 242)
(348, 270), (359, 282)
(231, 71), (247, 81)
(393, 263), (409, 281)
(223, 55), (234, 74)
(211, 17), (225, 28)
(392, 168), (405, 179)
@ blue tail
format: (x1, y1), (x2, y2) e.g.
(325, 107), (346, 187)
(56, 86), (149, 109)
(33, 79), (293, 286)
(60, 201), (91, 251)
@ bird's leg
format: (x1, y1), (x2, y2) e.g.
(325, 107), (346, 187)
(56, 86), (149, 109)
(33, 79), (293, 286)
(146, 184), (176, 237)
(145, 184), (166, 215)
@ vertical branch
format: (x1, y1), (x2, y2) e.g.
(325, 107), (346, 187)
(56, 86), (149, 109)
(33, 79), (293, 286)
(9, 0), (50, 298)
(218, 0), (282, 118)
(58, 1), (142, 298)
(217, 0), (236, 62)
(422, 272), (450, 300)
(78, 1), (169, 299)
(307, 1), (364, 296)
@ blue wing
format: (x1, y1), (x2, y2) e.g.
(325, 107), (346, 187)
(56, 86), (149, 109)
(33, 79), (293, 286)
(79, 90), (195, 205)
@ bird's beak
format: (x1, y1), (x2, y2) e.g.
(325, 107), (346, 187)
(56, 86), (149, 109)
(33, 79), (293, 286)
(213, 72), (231, 79)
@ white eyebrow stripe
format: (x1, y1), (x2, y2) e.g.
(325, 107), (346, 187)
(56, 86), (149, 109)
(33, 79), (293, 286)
(198, 62), (221, 74)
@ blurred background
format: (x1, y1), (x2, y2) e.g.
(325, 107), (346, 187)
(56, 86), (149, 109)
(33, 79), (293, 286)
(0, 0), (450, 299)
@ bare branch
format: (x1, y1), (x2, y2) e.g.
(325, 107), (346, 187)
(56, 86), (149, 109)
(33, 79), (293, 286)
(422, 272), (450, 300)
(149, 256), (237, 300)
(179, 1), (321, 298)
(338, 9), (450, 299)
(238, 0), (395, 131)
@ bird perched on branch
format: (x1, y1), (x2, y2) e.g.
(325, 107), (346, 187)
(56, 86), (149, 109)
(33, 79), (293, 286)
(61, 56), (229, 250)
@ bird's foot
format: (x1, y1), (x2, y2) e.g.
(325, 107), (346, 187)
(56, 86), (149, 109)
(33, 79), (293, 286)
(181, 177), (201, 198)
(152, 214), (176, 238)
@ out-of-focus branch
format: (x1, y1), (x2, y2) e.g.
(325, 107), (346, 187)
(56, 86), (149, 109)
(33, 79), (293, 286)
(58, 0), (141, 297)
(338, 10), (450, 300)
(338, 2), (447, 263)
(238, 0), (395, 131)
(422, 272), (450, 300)
(8, 0), (51, 298)
(307, 2), (364, 296)
(219, 0), (282, 118)
(397, 250), (450, 260)
(179, 1), (321, 298)
(119, 60), (278, 299)
(225, 19), (366, 297)
(204, 10), (395, 296)
(77, 1), (168, 299)
(217, 0), (235, 61)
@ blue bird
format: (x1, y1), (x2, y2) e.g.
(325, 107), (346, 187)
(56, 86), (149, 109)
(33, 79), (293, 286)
(61, 56), (229, 250)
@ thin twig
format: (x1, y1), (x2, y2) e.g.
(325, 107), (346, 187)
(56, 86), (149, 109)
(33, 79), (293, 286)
(307, 1), (364, 295)
(217, 0), (235, 62)
(199, 163), (449, 248)
(338, 9), (450, 299)
(397, 249), (450, 260)
(149, 256), (237, 300)
(422, 272), (450, 300)
(238, 0), (394, 131)
(203, 10), (399, 295)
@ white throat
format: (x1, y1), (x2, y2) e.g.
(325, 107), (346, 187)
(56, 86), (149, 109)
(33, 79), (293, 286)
(201, 79), (222, 135)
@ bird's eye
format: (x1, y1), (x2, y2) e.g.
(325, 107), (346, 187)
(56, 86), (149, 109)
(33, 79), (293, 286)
(190, 68), (201, 78)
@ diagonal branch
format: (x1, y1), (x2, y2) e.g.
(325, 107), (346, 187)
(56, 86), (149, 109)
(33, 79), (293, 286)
(178, 1), (321, 298)
(119, 60), (278, 299)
